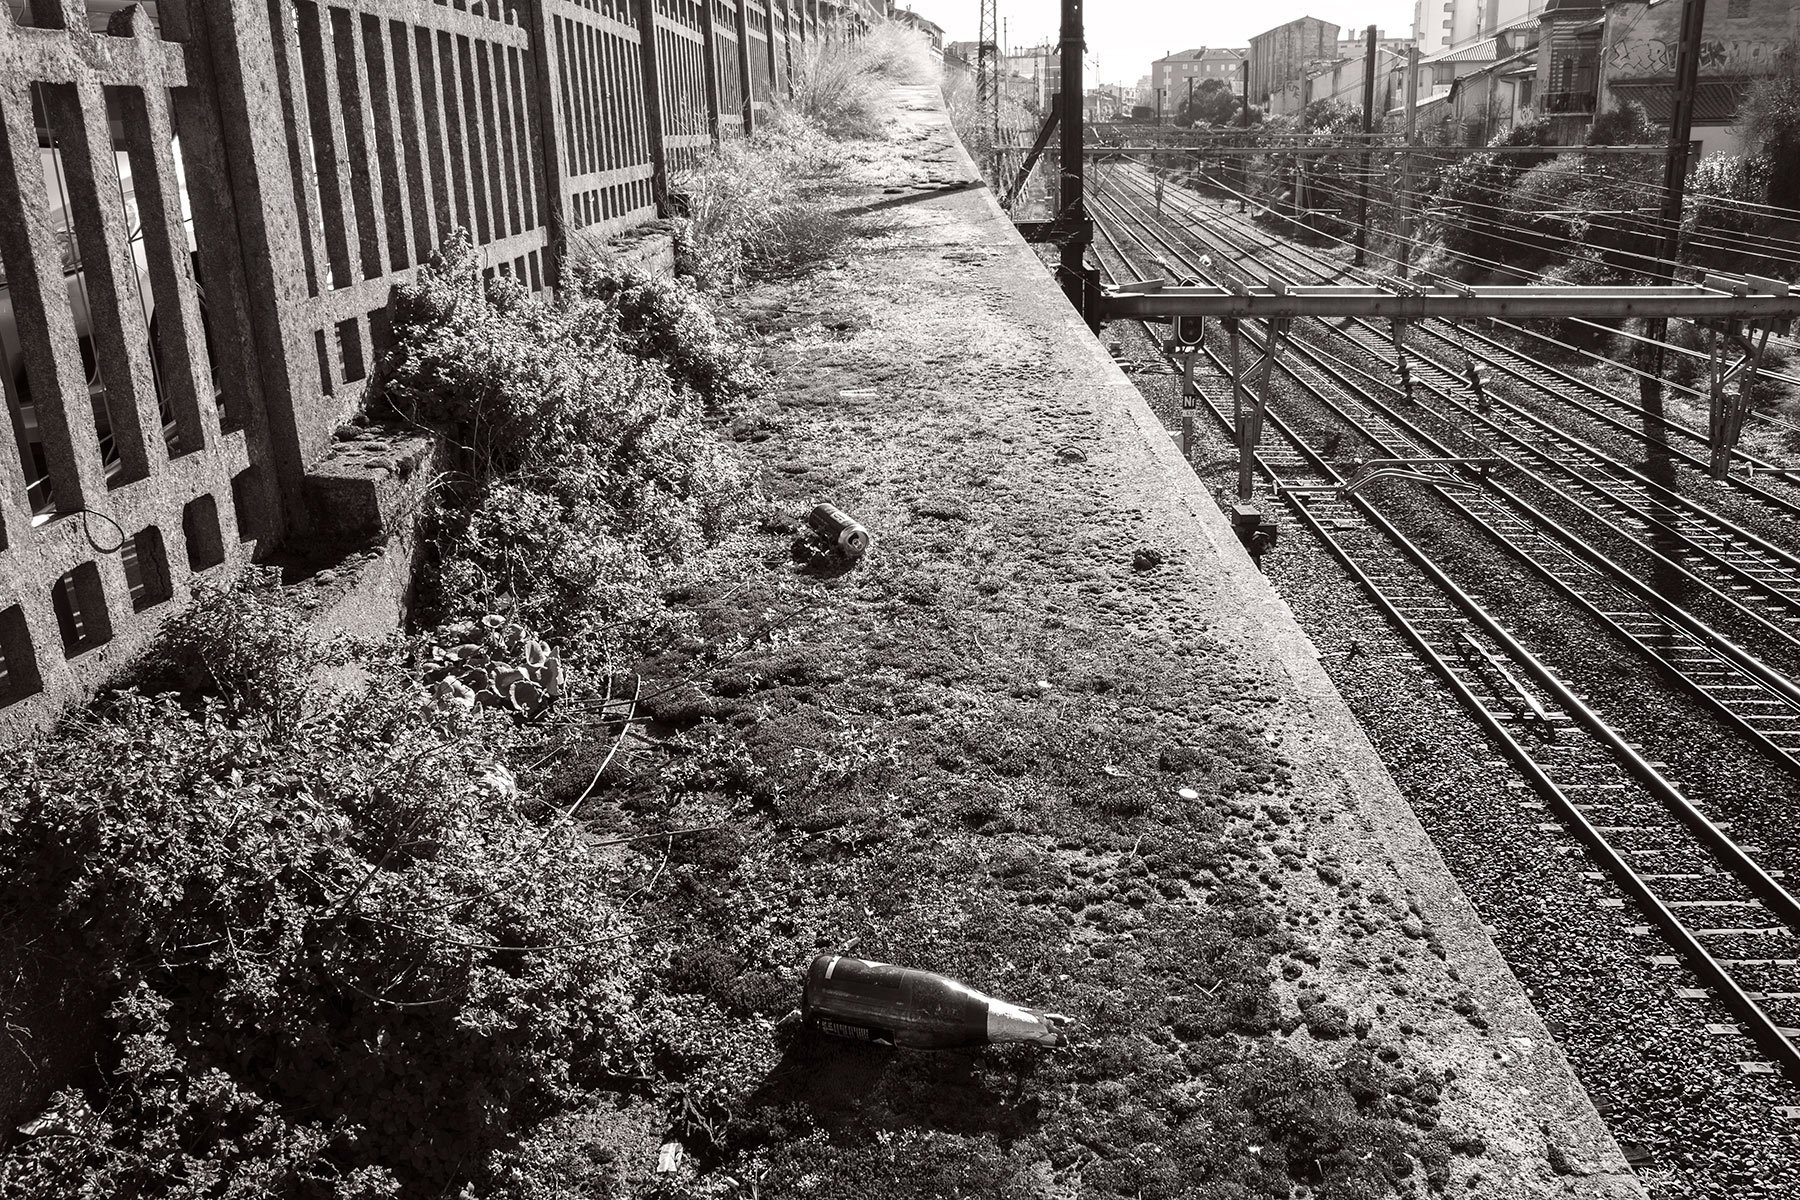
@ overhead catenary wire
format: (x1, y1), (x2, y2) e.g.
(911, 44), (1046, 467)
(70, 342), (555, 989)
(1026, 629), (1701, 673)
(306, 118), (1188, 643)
(1107, 162), (1800, 430)
(1169, 162), (1800, 387)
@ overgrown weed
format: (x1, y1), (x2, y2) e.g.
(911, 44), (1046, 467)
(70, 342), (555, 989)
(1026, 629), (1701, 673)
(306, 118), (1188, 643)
(0, 593), (646, 1200)
(382, 231), (757, 663)
(671, 22), (932, 286)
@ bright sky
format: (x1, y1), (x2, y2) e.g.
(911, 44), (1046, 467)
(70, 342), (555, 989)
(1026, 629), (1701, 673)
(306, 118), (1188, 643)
(917, 2), (1418, 87)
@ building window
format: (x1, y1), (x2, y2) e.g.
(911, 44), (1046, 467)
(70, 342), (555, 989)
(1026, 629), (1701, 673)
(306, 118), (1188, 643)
(1728, 0), (1749, 14)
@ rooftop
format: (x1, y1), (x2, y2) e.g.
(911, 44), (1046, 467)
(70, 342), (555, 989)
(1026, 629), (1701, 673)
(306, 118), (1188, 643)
(1612, 78), (1754, 124)
(1420, 35), (1501, 65)
(1154, 46), (1247, 64)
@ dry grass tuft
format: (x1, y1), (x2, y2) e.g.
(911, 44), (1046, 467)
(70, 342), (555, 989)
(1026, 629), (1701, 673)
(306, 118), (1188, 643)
(668, 23), (934, 285)
(789, 21), (936, 140)
(672, 109), (852, 284)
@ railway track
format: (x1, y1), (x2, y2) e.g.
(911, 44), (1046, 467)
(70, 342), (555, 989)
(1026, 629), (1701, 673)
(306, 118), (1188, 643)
(1139, 159), (1800, 515)
(1087, 183), (1800, 1086)
(1106, 167), (1800, 618)
(1092, 178), (1800, 779)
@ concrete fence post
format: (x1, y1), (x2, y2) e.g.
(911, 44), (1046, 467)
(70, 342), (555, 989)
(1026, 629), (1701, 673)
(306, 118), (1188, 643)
(763, 0), (779, 106)
(631, 0), (672, 212)
(782, 0), (797, 97)
(168, 0), (319, 523)
(699, 0), (723, 144)
(521, 0), (569, 284)
(733, 0), (754, 134)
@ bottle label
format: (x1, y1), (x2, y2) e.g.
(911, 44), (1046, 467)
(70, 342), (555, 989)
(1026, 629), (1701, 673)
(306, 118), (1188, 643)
(813, 1017), (875, 1041)
(813, 1021), (896, 1043)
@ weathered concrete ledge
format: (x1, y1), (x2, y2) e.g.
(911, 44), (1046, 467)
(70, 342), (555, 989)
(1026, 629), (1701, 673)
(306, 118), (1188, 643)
(720, 84), (1644, 1196)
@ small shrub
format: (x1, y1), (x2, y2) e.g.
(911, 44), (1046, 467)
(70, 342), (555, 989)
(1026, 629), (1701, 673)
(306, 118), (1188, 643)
(1585, 100), (1653, 147)
(144, 577), (319, 727)
(0, 613), (649, 1197)
(1688, 153), (1794, 278)
(382, 232), (755, 659)
(561, 267), (767, 406)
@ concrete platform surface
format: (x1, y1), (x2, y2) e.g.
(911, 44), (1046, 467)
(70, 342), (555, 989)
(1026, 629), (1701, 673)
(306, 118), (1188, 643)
(717, 83), (1644, 1197)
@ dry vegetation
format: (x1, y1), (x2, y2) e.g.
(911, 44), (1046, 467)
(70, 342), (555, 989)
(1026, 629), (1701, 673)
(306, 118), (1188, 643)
(668, 24), (933, 287)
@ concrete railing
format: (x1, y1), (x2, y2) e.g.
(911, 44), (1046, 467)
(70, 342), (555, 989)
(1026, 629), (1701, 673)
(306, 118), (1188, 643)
(0, 0), (872, 738)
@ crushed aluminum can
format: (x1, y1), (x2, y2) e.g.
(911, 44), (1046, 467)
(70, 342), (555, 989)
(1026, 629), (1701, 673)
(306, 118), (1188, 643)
(807, 503), (872, 560)
(801, 954), (1070, 1049)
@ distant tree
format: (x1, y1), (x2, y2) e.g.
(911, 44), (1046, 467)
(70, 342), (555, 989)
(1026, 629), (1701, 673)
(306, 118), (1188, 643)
(1735, 46), (1800, 210)
(1586, 100), (1654, 146)
(1496, 117), (1556, 148)
(1302, 98), (1359, 133)
(1180, 77), (1242, 126)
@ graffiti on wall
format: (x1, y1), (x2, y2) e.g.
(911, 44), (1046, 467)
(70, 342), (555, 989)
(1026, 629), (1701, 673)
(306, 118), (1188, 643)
(1608, 38), (1790, 77)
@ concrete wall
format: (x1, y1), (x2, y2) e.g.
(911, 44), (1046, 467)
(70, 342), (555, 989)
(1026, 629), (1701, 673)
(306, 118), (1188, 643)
(1249, 16), (1339, 104)
(1601, 0), (1798, 87)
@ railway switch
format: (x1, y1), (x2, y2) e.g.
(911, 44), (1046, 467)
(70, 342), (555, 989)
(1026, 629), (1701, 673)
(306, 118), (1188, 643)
(1465, 360), (1491, 410)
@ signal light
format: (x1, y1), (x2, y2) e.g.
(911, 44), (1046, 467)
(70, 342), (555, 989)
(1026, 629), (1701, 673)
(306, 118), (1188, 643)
(1173, 277), (1205, 347)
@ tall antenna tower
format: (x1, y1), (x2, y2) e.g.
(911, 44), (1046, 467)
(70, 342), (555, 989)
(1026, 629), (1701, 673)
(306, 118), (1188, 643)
(977, 0), (998, 144)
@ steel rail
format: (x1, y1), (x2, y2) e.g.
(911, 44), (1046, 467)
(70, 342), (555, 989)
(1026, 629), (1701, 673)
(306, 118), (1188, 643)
(1096, 178), (1800, 689)
(1101, 286), (1800, 322)
(1424, 319), (1800, 505)
(1097, 185), (1800, 785)
(1106, 168), (1800, 643)
(1179, 159), (1800, 496)
(1089, 209), (1800, 1080)
(1098, 181), (1800, 787)
(1125, 158), (1800, 508)
(1082, 144), (1669, 157)
(1329, 320), (1800, 611)
(1132, 171), (1800, 619)
(1097, 178), (1800, 815)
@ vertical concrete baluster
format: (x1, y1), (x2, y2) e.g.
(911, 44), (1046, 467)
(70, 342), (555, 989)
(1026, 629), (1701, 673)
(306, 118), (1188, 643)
(631, 0), (669, 212)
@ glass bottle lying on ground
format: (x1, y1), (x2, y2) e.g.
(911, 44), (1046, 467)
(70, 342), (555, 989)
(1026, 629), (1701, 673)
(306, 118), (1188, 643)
(801, 953), (1071, 1048)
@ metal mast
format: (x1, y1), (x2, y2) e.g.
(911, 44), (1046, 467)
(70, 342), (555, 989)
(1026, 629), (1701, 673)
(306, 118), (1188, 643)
(1642, 0), (1709, 408)
(977, 0), (999, 144)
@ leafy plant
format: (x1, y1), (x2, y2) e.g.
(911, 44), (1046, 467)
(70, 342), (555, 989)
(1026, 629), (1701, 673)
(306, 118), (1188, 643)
(381, 231), (755, 660)
(0, 621), (650, 1197)
(143, 575), (320, 728)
